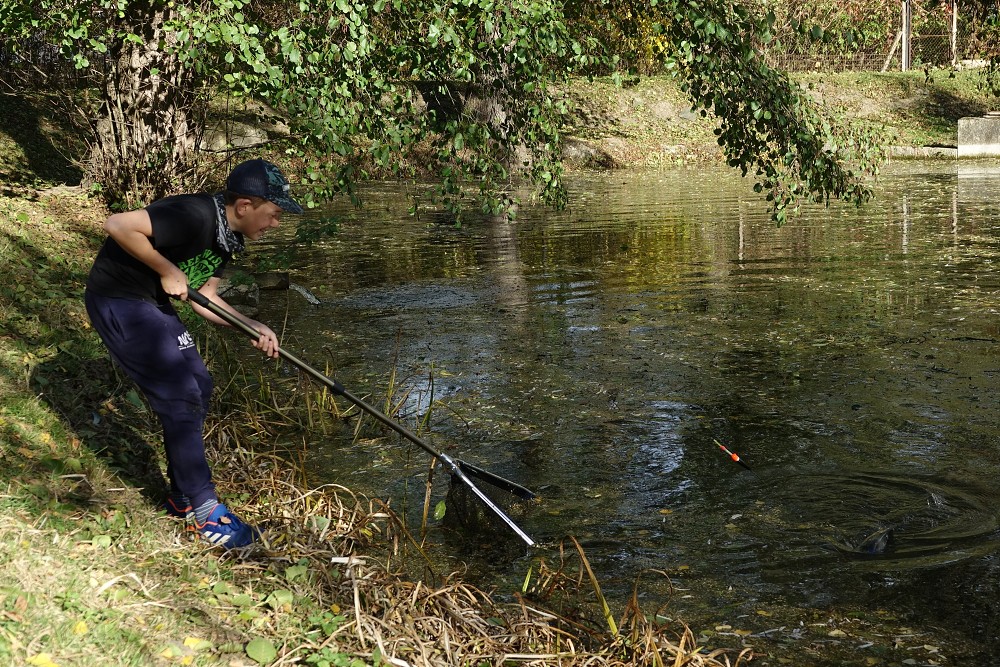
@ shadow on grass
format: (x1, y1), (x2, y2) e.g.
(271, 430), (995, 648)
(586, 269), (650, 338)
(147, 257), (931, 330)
(0, 92), (84, 186)
(30, 354), (169, 505)
(928, 86), (990, 121)
(891, 83), (991, 144)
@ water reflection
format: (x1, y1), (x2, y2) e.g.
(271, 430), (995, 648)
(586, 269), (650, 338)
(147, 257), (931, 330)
(252, 162), (1000, 658)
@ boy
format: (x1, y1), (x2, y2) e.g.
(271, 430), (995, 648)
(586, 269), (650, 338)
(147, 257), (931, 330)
(85, 159), (303, 548)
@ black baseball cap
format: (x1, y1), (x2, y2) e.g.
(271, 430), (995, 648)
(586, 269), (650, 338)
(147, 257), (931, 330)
(226, 159), (303, 213)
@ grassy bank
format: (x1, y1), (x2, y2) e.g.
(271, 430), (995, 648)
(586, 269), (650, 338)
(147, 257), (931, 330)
(1, 69), (995, 666)
(559, 69), (994, 169)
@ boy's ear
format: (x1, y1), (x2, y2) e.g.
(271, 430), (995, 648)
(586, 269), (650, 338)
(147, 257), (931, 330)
(232, 196), (253, 214)
(235, 196), (264, 212)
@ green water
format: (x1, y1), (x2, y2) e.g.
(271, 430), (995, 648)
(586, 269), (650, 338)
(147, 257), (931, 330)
(251, 162), (1000, 664)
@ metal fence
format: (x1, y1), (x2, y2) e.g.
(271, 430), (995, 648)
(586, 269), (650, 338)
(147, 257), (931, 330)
(763, 0), (992, 74)
(768, 35), (963, 73)
(767, 52), (894, 73)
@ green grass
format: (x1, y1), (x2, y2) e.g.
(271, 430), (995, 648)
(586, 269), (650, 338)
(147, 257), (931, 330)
(560, 69), (997, 169)
(795, 69), (995, 146)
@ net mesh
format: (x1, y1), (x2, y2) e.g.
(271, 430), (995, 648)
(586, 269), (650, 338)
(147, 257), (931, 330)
(443, 474), (537, 554)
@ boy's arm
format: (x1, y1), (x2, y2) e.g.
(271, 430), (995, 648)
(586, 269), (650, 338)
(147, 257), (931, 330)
(192, 278), (281, 358)
(104, 209), (189, 299)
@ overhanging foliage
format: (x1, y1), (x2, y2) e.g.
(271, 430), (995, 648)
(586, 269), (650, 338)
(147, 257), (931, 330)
(0, 0), (887, 224)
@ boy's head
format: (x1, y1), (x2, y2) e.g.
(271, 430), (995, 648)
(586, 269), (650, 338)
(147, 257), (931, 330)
(225, 159), (303, 214)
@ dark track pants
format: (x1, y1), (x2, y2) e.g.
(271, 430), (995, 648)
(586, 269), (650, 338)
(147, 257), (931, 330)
(85, 291), (217, 508)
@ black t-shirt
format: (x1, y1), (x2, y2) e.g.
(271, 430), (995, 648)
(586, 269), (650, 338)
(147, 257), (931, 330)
(86, 194), (237, 304)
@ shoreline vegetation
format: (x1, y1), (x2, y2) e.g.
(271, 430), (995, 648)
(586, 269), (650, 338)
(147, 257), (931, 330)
(1, 70), (994, 666)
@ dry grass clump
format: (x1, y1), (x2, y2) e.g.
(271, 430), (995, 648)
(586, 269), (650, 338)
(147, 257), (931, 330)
(206, 440), (750, 667)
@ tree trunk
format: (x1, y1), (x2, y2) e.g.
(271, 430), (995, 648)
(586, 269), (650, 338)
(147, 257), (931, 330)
(86, 4), (203, 207)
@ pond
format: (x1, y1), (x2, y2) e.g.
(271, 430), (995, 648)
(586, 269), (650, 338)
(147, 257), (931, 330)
(250, 162), (1000, 664)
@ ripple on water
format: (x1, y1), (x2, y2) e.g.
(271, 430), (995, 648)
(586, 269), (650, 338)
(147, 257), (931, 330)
(747, 470), (1000, 577)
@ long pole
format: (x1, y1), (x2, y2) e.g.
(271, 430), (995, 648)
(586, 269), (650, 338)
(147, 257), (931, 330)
(186, 288), (536, 547)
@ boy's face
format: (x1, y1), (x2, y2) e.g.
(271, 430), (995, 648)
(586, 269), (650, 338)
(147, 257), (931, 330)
(232, 198), (283, 241)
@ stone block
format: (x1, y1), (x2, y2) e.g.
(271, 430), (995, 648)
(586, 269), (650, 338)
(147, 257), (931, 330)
(957, 115), (1000, 157)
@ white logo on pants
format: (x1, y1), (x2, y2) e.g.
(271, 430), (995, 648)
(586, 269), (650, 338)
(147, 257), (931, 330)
(177, 332), (195, 350)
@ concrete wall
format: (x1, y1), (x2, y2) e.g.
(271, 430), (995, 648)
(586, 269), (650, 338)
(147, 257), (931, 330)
(958, 116), (1000, 157)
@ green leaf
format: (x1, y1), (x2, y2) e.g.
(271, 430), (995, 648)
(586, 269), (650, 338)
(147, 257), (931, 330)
(125, 389), (145, 411)
(265, 589), (294, 610)
(245, 638), (277, 665)
(434, 500), (447, 521)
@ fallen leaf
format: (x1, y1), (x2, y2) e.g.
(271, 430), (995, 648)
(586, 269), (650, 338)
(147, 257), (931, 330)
(183, 637), (212, 651)
(246, 638), (277, 665)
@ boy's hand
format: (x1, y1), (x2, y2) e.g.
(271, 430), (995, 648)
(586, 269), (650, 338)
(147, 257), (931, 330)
(250, 322), (280, 358)
(161, 267), (190, 300)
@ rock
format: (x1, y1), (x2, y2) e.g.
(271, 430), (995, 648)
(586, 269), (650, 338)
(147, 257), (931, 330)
(199, 121), (269, 152)
(254, 272), (290, 290)
(562, 137), (617, 169)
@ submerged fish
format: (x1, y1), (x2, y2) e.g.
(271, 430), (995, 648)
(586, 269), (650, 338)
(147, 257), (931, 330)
(289, 282), (321, 305)
(853, 527), (896, 555)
